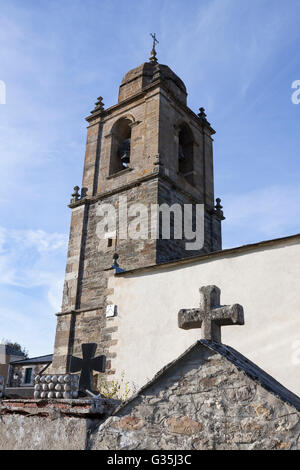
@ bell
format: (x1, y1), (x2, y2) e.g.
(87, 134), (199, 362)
(178, 144), (185, 161)
(121, 150), (130, 167)
(120, 138), (131, 167)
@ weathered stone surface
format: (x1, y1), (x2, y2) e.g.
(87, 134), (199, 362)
(0, 397), (120, 450)
(178, 285), (244, 342)
(119, 416), (144, 431)
(89, 341), (300, 450)
(0, 414), (87, 450)
(166, 416), (203, 435)
(0, 376), (4, 399)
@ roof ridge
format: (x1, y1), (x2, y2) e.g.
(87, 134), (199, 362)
(10, 354), (53, 364)
(109, 340), (300, 416)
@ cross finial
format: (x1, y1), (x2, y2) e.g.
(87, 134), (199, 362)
(70, 186), (80, 204)
(198, 107), (211, 126)
(198, 107), (207, 120)
(215, 198), (225, 220)
(149, 33), (159, 64)
(91, 96), (105, 114)
(178, 285), (244, 343)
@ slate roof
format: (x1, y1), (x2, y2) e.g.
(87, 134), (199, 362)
(112, 340), (300, 415)
(201, 341), (300, 412)
(10, 354), (53, 365)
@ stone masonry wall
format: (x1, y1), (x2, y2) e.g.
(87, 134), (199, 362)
(51, 177), (159, 375)
(90, 345), (300, 450)
(50, 203), (87, 373)
(157, 178), (221, 263)
(158, 89), (215, 208)
(71, 179), (159, 366)
(95, 90), (160, 196)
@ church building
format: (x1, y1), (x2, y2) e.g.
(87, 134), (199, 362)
(50, 43), (300, 399)
(50, 43), (225, 376)
(1, 41), (300, 451)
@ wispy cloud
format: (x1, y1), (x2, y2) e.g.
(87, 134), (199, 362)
(0, 227), (67, 354)
(0, 226), (67, 290)
(10, 229), (67, 254)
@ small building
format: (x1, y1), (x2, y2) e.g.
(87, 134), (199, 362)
(5, 354), (53, 398)
(0, 344), (25, 386)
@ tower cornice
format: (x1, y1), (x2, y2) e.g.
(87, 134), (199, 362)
(86, 79), (215, 135)
(68, 169), (216, 211)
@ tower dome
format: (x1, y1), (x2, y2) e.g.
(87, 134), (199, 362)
(118, 62), (187, 105)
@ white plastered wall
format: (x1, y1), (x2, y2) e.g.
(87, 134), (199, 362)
(107, 237), (300, 395)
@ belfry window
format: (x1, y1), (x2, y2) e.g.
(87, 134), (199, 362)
(110, 118), (132, 174)
(178, 124), (194, 185)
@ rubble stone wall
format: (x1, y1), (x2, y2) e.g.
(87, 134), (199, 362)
(90, 347), (300, 450)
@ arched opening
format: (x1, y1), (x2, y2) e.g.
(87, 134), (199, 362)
(110, 118), (132, 174)
(178, 124), (194, 185)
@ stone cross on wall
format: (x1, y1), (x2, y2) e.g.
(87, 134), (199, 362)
(69, 343), (106, 392)
(178, 285), (244, 343)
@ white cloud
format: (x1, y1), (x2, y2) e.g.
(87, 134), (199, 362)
(47, 279), (64, 312)
(0, 227), (6, 253)
(0, 226), (67, 355)
(0, 226), (67, 294)
(10, 229), (67, 253)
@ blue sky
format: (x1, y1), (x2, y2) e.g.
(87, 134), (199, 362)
(0, 0), (299, 356)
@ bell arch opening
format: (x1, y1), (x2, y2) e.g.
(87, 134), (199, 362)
(178, 123), (194, 185)
(110, 118), (132, 175)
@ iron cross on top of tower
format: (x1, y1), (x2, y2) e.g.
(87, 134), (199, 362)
(150, 33), (159, 64)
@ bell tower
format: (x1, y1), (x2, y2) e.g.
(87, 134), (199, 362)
(51, 44), (224, 375)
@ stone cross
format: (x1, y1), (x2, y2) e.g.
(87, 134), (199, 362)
(151, 32), (159, 49)
(178, 285), (244, 343)
(69, 343), (106, 392)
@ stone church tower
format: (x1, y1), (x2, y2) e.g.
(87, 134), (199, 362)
(51, 48), (224, 376)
